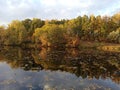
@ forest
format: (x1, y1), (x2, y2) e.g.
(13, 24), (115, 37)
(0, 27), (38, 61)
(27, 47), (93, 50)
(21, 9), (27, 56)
(0, 12), (120, 48)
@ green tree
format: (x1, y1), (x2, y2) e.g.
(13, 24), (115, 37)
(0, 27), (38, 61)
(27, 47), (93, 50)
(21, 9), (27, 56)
(48, 19), (66, 25)
(81, 15), (90, 40)
(4, 20), (27, 45)
(30, 18), (45, 36)
(0, 26), (6, 44)
(107, 27), (120, 43)
(112, 12), (120, 29)
(33, 24), (66, 47)
(64, 18), (82, 47)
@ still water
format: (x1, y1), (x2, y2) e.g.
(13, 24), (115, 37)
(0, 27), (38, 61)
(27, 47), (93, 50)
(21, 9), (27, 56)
(0, 47), (120, 90)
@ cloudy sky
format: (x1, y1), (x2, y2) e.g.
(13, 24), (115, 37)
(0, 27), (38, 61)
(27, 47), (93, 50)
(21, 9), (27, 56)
(0, 0), (120, 25)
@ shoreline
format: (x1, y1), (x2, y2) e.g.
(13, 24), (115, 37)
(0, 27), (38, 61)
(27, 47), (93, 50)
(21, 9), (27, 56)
(0, 41), (120, 52)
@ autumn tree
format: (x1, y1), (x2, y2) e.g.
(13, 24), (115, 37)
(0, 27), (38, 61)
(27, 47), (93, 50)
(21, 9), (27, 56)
(30, 18), (44, 35)
(34, 24), (66, 47)
(64, 18), (82, 47)
(107, 27), (120, 43)
(0, 26), (6, 44)
(4, 20), (27, 45)
(1, 12), (120, 47)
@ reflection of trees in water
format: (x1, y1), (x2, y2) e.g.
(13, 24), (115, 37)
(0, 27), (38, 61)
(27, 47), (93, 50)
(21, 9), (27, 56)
(0, 47), (120, 83)
(0, 47), (43, 71)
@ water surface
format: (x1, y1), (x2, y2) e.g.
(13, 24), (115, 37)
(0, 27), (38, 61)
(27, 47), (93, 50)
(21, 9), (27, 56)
(0, 47), (120, 90)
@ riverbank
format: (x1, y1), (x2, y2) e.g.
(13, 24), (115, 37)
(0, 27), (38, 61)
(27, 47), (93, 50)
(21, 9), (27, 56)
(78, 41), (120, 52)
(1, 41), (120, 52)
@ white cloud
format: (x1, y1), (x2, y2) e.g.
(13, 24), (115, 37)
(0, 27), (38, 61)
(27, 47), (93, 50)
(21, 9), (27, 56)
(0, 0), (120, 25)
(40, 0), (57, 6)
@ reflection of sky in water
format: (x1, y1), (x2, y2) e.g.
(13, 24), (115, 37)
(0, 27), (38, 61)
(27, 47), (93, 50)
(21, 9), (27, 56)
(0, 62), (120, 90)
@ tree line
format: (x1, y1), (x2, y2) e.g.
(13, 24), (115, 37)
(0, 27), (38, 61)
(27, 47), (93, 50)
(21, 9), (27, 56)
(0, 12), (120, 47)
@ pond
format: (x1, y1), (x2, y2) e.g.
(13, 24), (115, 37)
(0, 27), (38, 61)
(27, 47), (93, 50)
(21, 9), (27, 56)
(0, 47), (120, 90)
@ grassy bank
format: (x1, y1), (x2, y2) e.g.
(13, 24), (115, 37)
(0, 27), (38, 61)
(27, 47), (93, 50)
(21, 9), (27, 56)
(78, 41), (120, 52)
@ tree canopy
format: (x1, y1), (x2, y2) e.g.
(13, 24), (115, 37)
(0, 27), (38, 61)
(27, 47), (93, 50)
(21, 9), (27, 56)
(0, 12), (120, 47)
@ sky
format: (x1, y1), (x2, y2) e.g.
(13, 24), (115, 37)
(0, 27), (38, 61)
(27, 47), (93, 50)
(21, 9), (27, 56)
(0, 0), (120, 25)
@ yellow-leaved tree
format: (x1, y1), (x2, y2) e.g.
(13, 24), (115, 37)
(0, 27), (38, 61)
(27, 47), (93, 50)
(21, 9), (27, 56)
(33, 24), (66, 47)
(4, 20), (27, 45)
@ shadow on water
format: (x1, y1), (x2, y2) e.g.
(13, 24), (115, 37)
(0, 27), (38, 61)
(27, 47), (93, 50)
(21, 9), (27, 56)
(0, 46), (120, 90)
